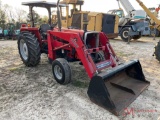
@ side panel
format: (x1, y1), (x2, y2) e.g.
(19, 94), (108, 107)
(114, 15), (119, 33)
(95, 14), (103, 32)
(102, 14), (115, 34)
(87, 13), (102, 32)
(87, 16), (96, 31)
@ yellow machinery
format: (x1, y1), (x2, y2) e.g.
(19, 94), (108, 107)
(136, 0), (160, 61)
(87, 12), (119, 38)
(148, 7), (160, 25)
(59, 0), (119, 38)
(59, 0), (84, 28)
(136, 0), (160, 37)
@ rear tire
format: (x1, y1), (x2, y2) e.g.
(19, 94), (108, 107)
(18, 31), (41, 67)
(52, 58), (71, 85)
(154, 41), (160, 62)
(120, 27), (129, 42)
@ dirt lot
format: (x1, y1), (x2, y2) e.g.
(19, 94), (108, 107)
(0, 37), (160, 120)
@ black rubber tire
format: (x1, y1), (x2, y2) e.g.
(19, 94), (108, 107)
(132, 35), (141, 40)
(154, 41), (160, 62)
(92, 52), (105, 63)
(52, 58), (71, 85)
(120, 27), (129, 42)
(18, 31), (41, 67)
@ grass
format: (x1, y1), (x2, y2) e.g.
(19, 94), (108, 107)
(8, 66), (23, 72)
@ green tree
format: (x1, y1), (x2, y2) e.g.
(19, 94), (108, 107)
(39, 15), (49, 25)
(27, 10), (41, 25)
(0, 0), (6, 29)
(0, 10), (6, 29)
(3, 4), (15, 23)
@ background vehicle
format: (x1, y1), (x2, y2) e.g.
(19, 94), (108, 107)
(136, 0), (160, 62)
(108, 0), (150, 41)
(18, 0), (150, 116)
(59, 0), (119, 39)
(136, 0), (160, 37)
(3, 23), (16, 40)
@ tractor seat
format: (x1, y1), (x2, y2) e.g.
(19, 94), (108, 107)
(39, 24), (51, 39)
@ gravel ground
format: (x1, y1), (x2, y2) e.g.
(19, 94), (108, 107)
(0, 37), (160, 120)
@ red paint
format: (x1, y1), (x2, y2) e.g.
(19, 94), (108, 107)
(156, 7), (160, 12)
(20, 27), (118, 79)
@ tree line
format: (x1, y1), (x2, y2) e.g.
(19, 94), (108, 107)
(0, 0), (48, 30)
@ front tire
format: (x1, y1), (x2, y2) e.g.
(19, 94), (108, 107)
(154, 41), (160, 62)
(18, 31), (41, 67)
(52, 58), (71, 85)
(91, 52), (105, 63)
(120, 27), (129, 42)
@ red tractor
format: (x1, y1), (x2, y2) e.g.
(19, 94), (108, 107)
(18, 0), (150, 115)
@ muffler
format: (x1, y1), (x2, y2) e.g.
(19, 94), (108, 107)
(87, 60), (150, 115)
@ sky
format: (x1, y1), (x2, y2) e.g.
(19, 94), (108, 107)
(1, 0), (160, 15)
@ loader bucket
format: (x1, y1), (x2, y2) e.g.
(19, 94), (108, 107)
(87, 60), (150, 116)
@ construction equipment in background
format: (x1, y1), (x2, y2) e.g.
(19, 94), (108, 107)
(136, 0), (160, 37)
(3, 23), (17, 40)
(59, 0), (119, 39)
(108, 0), (150, 42)
(136, 0), (160, 62)
(117, 0), (147, 19)
(18, 0), (150, 115)
(148, 7), (160, 24)
(147, 7), (160, 37)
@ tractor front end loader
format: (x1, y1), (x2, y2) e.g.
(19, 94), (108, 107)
(18, 0), (150, 116)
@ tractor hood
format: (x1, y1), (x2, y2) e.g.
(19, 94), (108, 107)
(53, 27), (86, 37)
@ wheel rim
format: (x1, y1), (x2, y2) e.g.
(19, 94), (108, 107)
(20, 39), (28, 60)
(123, 31), (128, 38)
(54, 65), (63, 80)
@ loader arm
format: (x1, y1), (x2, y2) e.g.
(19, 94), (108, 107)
(136, 0), (160, 31)
(48, 30), (118, 78)
(48, 31), (99, 78)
